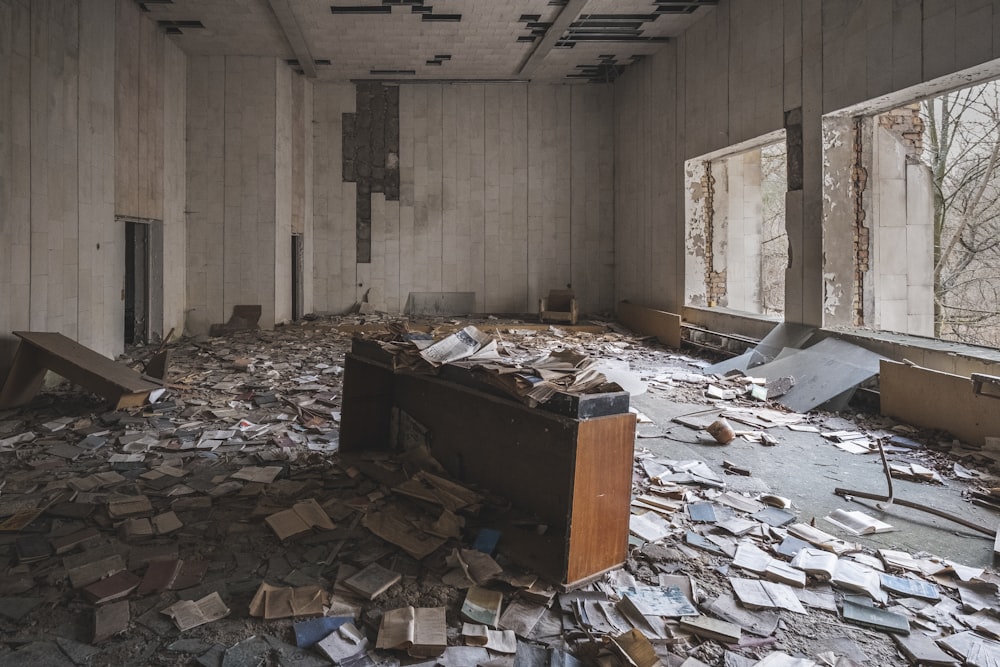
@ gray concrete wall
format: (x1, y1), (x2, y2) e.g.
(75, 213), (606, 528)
(162, 38), (187, 339)
(185, 56), (301, 333)
(312, 82), (615, 316)
(0, 0), (185, 376)
(115, 0), (186, 341)
(311, 83), (357, 315)
(613, 0), (1000, 328)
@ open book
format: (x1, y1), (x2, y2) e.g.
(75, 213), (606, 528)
(823, 509), (895, 535)
(376, 606), (447, 658)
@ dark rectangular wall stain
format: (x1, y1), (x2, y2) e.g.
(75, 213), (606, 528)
(784, 107), (803, 192)
(342, 82), (400, 263)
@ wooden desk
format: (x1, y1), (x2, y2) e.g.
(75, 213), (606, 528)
(340, 352), (636, 588)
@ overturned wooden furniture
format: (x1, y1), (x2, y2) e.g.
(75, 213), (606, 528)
(539, 289), (578, 325)
(0, 332), (161, 410)
(340, 346), (636, 589)
(209, 305), (262, 337)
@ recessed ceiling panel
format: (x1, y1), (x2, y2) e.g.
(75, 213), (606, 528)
(137, 0), (716, 81)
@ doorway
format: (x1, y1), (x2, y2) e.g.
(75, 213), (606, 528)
(124, 221), (150, 344)
(292, 234), (304, 321)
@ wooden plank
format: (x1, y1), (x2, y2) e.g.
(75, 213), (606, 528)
(338, 355), (395, 453)
(566, 414), (636, 585)
(0, 332), (160, 409)
(616, 301), (682, 349)
(880, 360), (1000, 448)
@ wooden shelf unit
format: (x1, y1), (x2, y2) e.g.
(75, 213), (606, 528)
(339, 353), (636, 589)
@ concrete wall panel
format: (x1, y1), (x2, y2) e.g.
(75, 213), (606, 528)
(312, 81), (613, 315)
(185, 55), (226, 335)
(162, 40), (186, 338)
(483, 83), (529, 313)
(274, 62), (292, 325)
(0, 0), (34, 367)
(312, 83), (356, 314)
(78, 0), (117, 353)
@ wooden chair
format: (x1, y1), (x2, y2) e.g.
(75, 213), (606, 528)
(539, 289), (578, 325)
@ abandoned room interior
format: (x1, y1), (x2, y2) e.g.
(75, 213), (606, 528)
(3, 0), (1000, 665)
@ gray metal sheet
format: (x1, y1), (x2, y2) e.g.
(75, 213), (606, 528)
(748, 338), (885, 413)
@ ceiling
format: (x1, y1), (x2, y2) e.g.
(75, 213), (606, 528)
(136, 0), (717, 82)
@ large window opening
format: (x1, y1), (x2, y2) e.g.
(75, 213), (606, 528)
(922, 82), (1000, 346)
(684, 133), (788, 317)
(830, 76), (1000, 348)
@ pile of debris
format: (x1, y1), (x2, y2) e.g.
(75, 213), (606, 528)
(625, 449), (1000, 666)
(0, 316), (996, 667)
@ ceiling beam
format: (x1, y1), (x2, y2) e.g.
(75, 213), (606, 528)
(517, 0), (589, 79)
(266, 0), (317, 78)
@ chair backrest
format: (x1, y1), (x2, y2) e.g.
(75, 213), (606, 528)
(546, 289), (575, 311)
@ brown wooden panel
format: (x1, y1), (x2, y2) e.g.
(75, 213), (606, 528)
(617, 301), (682, 349)
(565, 413), (636, 585)
(339, 354), (395, 452)
(0, 332), (160, 409)
(881, 360), (1000, 448)
(393, 371), (577, 527)
(0, 345), (47, 409)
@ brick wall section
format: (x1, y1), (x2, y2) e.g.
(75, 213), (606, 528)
(342, 82), (400, 263)
(701, 162), (728, 306)
(852, 117), (869, 327)
(879, 105), (924, 157)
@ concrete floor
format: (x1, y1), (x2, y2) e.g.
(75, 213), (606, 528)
(631, 390), (999, 569)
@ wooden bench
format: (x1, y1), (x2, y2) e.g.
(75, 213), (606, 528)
(0, 332), (161, 410)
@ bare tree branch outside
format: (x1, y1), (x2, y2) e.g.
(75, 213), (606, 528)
(921, 81), (1000, 347)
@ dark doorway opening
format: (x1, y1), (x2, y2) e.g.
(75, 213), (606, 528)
(125, 221), (150, 344)
(292, 234), (304, 321)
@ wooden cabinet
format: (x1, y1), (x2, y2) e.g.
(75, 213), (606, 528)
(339, 353), (636, 589)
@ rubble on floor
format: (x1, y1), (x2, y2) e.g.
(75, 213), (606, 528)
(0, 315), (997, 667)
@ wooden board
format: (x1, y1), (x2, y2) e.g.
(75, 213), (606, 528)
(0, 332), (160, 409)
(565, 414), (636, 585)
(616, 302), (682, 349)
(880, 360), (1000, 448)
(338, 355), (395, 453)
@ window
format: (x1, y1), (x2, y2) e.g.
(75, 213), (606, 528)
(684, 133), (788, 317)
(834, 79), (1000, 347)
(922, 82), (1000, 346)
